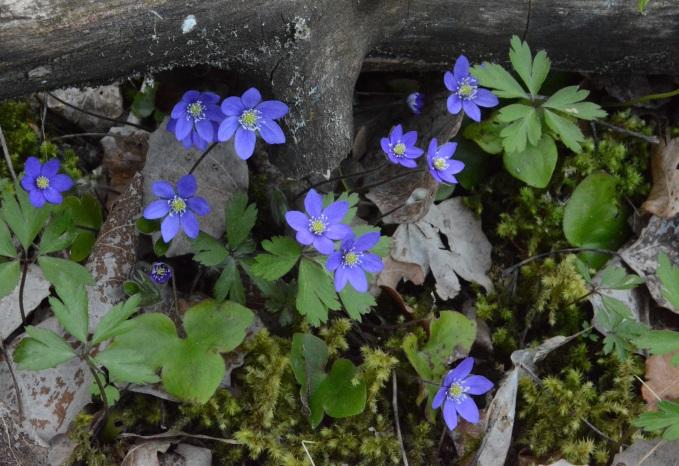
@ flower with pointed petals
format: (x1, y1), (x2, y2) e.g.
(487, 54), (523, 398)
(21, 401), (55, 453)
(20, 157), (73, 208)
(285, 189), (352, 255)
(432, 357), (493, 431)
(426, 138), (465, 185)
(150, 262), (172, 285)
(406, 92), (424, 115)
(218, 87), (288, 160)
(167, 90), (223, 150)
(444, 55), (498, 122)
(143, 175), (211, 243)
(326, 232), (383, 292)
(380, 124), (424, 168)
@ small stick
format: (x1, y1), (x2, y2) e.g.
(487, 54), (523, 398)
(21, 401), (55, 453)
(638, 440), (665, 466)
(188, 143), (218, 175)
(502, 247), (620, 276)
(50, 132), (109, 141)
(18, 257), (29, 323)
(392, 372), (410, 466)
(357, 168), (425, 193)
(0, 339), (24, 420)
(0, 124), (18, 184)
(301, 440), (317, 466)
(593, 120), (659, 145)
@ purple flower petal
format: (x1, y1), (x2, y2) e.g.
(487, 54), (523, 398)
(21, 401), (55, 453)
(24, 157), (41, 178)
(296, 229), (314, 245)
(28, 189), (45, 208)
(402, 130), (418, 146)
(445, 357), (474, 385)
(447, 94), (462, 114)
(43, 187), (63, 205)
(171, 101), (188, 119)
(313, 236), (335, 255)
(453, 55), (470, 80)
(340, 234), (355, 251)
(234, 127), (257, 160)
(181, 90), (200, 102)
(195, 119), (214, 142)
(474, 89), (499, 108)
(390, 124), (403, 141)
(187, 196), (211, 216)
(380, 138), (391, 155)
(432, 387), (447, 409)
(161, 214), (181, 242)
(200, 92), (220, 104)
(256, 100), (288, 119)
(447, 159), (465, 175)
(221, 97), (245, 117)
(325, 223), (352, 240)
(304, 189), (323, 218)
(205, 104), (224, 122)
(144, 199), (170, 219)
(326, 252), (342, 271)
(176, 175), (197, 198)
(353, 232), (380, 251)
(347, 268), (368, 292)
(405, 147), (424, 159)
(334, 267), (349, 292)
(443, 399), (458, 430)
(361, 253), (383, 273)
(167, 118), (177, 133)
(464, 375), (493, 395)
(241, 88), (262, 108)
(399, 158), (418, 168)
(41, 159), (60, 178)
(259, 118), (285, 144)
(443, 71), (457, 92)
(462, 100), (481, 122)
(437, 142), (457, 159)
(285, 211), (309, 232)
(322, 200), (349, 223)
(427, 138), (438, 158)
(438, 172), (459, 185)
(20, 175), (35, 193)
(455, 396), (479, 423)
(193, 131), (208, 150)
(218, 116), (240, 142)
(429, 168), (444, 184)
(181, 211), (200, 239)
(175, 117), (192, 140)
(181, 133), (193, 149)
(152, 181), (175, 199)
(51, 174), (73, 192)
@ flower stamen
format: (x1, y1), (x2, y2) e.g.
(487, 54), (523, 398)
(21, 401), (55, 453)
(35, 176), (50, 190)
(308, 216), (328, 235)
(239, 109), (261, 130)
(169, 196), (187, 216)
(342, 250), (362, 267)
(392, 142), (406, 157)
(433, 157), (449, 171)
(447, 382), (465, 400)
(187, 101), (206, 121)
(457, 77), (478, 100)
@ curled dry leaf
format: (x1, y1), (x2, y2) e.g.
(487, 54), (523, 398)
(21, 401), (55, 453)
(642, 138), (679, 218)
(386, 197), (493, 300)
(641, 353), (679, 410)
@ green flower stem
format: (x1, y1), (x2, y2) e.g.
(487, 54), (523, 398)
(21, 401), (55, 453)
(85, 355), (109, 414)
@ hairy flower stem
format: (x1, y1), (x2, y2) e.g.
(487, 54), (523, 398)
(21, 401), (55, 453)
(188, 143), (218, 175)
(0, 339), (23, 419)
(86, 356), (109, 415)
(293, 162), (389, 201)
(357, 167), (425, 193)
(18, 254), (29, 323)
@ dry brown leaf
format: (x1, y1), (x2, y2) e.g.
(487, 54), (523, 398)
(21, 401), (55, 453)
(121, 440), (171, 466)
(641, 353), (679, 409)
(642, 137), (679, 218)
(376, 256), (426, 290)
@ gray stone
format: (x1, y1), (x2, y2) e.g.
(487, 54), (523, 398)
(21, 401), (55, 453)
(46, 85), (123, 132)
(142, 120), (249, 257)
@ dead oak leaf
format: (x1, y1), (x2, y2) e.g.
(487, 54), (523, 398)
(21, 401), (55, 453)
(642, 137), (679, 218)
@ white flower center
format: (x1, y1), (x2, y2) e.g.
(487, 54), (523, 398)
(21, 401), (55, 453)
(447, 382), (466, 400)
(392, 142), (406, 157)
(342, 249), (362, 267)
(187, 101), (206, 121)
(433, 156), (448, 171)
(239, 109), (261, 130)
(457, 77), (478, 100)
(36, 176), (50, 190)
(169, 196), (187, 216)
(308, 216), (327, 235)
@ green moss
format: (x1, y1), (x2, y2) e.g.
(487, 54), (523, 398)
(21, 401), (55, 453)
(65, 414), (118, 466)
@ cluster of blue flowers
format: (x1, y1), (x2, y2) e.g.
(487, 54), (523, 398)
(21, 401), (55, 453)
(384, 55), (498, 186)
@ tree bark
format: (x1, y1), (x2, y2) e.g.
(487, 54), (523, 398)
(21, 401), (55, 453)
(1, 0), (678, 176)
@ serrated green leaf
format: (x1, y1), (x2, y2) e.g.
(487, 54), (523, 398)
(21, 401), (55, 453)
(290, 333), (328, 415)
(339, 286), (375, 320)
(1, 191), (51, 251)
(500, 107), (541, 153)
(39, 214), (76, 254)
(48, 283), (89, 342)
(563, 172), (629, 268)
(0, 219), (16, 258)
(92, 294), (142, 345)
(544, 109), (585, 153)
(544, 86), (589, 109)
(509, 36), (533, 92)
(225, 193), (257, 249)
(161, 339), (225, 404)
(13, 325), (76, 370)
(462, 116), (504, 155)
(471, 63), (528, 99)
(38, 255), (94, 291)
(110, 313), (179, 370)
(597, 265), (645, 290)
(310, 358), (366, 427)
(530, 50), (551, 96)
(497, 103), (534, 123)
(634, 401), (679, 440)
(251, 236), (302, 281)
(296, 257), (341, 326)
(658, 252), (679, 311)
(503, 134), (557, 188)
(638, 0), (651, 13)
(575, 258), (592, 283)
(94, 348), (159, 384)
(213, 257), (245, 304)
(90, 382), (120, 405)
(192, 232), (229, 267)
(0, 260), (20, 300)
(634, 330), (679, 365)
(183, 299), (254, 353)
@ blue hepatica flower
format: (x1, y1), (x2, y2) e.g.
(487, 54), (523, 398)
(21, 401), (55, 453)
(143, 175), (211, 243)
(432, 357), (494, 431)
(21, 157), (73, 208)
(380, 124), (424, 168)
(149, 262), (172, 285)
(285, 189), (352, 255)
(444, 55), (499, 122)
(406, 92), (424, 115)
(326, 232), (384, 293)
(168, 90), (223, 150)
(218, 87), (288, 160)
(427, 138), (465, 185)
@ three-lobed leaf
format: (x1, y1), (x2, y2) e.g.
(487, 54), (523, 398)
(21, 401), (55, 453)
(213, 257), (245, 304)
(634, 330), (679, 365)
(182, 299), (254, 353)
(192, 232), (229, 267)
(251, 236), (302, 281)
(471, 63), (528, 99)
(0, 260), (20, 300)
(1, 190), (51, 251)
(597, 265), (645, 290)
(92, 294), (142, 345)
(13, 326), (76, 370)
(38, 255), (95, 291)
(339, 286), (376, 320)
(290, 333), (329, 409)
(658, 252), (679, 311)
(94, 348), (160, 384)
(508, 35), (551, 95)
(0, 219), (16, 258)
(225, 193), (257, 249)
(49, 282), (89, 343)
(296, 258), (341, 326)
(544, 109), (585, 153)
(634, 401), (679, 440)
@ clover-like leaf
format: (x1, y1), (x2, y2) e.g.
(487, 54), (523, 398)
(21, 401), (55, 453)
(597, 265), (645, 290)
(161, 339), (226, 404)
(471, 63), (528, 99)
(508, 35), (551, 96)
(339, 286), (376, 320)
(1, 190), (51, 251)
(192, 232), (229, 267)
(92, 294), (142, 345)
(182, 299), (254, 353)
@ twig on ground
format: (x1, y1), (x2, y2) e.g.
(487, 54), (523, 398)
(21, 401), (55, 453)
(502, 247), (620, 276)
(301, 440), (317, 466)
(0, 339), (23, 420)
(593, 120), (659, 144)
(638, 440), (666, 466)
(188, 143), (218, 175)
(392, 372), (410, 466)
(45, 92), (149, 131)
(0, 124), (18, 184)
(120, 430), (241, 445)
